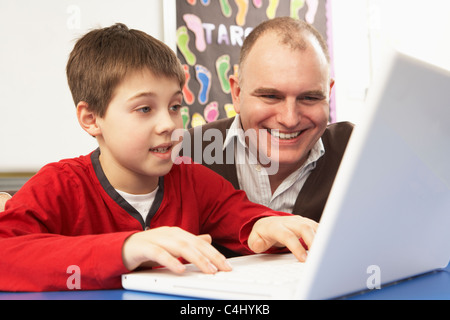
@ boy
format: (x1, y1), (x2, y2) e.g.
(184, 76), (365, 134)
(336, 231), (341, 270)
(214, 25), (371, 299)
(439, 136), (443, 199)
(0, 24), (317, 292)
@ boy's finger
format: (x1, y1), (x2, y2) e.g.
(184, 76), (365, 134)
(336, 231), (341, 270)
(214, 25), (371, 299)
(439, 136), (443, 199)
(180, 248), (224, 274)
(276, 218), (316, 249)
(197, 234), (212, 244)
(281, 223), (316, 262)
(141, 244), (186, 274)
(164, 233), (230, 274)
(281, 233), (309, 262)
(146, 228), (231, 274)
(248, 237), (269, 254)
(302, 226), (316, 250)
(191, 239), (232, 273)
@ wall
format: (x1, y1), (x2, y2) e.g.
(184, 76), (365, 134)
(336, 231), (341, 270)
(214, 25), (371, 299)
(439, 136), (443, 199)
(1, 0), (449, 174)
(331, 0), (450, 124)
(0, 0), (168, 173)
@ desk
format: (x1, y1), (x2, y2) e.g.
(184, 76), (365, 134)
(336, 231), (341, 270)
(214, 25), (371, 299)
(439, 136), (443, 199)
(350, 263), (450, 300)
(1, 263), (449, 300)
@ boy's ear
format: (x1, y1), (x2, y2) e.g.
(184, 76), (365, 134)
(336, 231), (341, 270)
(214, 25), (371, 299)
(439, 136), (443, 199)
(76, 101), (101, 137)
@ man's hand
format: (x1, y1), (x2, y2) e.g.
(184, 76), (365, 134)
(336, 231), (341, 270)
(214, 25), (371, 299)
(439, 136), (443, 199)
(122, 227), (232, 274)
(248, 216), (319, 262)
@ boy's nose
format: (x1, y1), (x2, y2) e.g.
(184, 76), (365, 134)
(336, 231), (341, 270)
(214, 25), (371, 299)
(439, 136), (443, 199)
(155, 110), (177, 134)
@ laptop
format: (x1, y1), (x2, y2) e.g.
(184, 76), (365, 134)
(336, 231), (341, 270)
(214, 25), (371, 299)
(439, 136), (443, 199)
(121, 50), (450, 300)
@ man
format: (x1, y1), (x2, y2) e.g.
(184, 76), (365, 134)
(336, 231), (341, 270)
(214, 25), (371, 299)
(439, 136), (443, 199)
(185, 17), (353, 223)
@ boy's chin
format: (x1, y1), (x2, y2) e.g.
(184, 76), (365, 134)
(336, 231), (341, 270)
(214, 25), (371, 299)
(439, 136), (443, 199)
(157, 161), (175, 175)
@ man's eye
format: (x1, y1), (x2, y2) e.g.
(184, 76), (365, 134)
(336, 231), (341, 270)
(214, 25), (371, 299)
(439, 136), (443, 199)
(300, 95), (326, 103)
(261, 95), (281, 100)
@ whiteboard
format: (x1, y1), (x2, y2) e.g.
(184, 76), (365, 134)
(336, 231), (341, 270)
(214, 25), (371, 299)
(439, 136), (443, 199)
(0, 0), (170, 172)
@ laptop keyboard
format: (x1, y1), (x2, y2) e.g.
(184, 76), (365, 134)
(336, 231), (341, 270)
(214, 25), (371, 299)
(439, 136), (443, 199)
(195, 259), (306, 286)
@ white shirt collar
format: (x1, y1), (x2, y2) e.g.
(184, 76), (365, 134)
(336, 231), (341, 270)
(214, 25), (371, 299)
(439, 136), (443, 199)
(223, 114), (244, 151)
(226, 115), (326, 211)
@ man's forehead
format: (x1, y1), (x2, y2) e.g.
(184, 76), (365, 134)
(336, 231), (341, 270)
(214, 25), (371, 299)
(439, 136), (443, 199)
(245, 30), (327, 65)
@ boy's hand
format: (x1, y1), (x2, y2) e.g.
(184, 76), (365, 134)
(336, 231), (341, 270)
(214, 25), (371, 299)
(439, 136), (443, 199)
(122, 227), (232, 274)
(248, 216), (319, 262)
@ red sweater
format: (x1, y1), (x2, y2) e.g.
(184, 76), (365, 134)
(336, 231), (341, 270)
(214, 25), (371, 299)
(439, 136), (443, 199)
(0, 149), (288, 292)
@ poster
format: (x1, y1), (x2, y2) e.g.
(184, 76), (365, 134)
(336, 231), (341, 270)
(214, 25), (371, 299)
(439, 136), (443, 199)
(176, 0), (334, 128)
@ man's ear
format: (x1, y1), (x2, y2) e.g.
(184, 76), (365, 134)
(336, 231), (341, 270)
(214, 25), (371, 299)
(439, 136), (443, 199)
(76, 101), (101, 137)
(329, 78), (335, 94)
(229, 75), (241, 114)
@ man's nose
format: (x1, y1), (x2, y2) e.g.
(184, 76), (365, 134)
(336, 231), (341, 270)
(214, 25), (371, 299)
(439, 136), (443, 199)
(276, 98), (301, 128)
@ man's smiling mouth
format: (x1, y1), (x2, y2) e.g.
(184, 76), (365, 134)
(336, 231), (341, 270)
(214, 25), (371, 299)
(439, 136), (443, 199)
(267, 129), (303, 140)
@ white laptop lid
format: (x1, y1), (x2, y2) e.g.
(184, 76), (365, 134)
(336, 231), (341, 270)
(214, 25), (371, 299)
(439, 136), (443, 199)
(122, 51), (450, 300)
(296, 50), (450, 299)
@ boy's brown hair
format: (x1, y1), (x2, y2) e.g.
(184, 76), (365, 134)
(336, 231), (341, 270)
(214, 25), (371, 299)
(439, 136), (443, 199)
(67, 23), (185, 117)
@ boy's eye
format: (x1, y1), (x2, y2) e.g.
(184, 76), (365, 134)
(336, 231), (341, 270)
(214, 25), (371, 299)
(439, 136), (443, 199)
(170, 104), (182, 112)
(137, 106), (151, 113)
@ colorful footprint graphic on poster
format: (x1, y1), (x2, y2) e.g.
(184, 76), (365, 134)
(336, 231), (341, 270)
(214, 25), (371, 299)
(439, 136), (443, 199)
(177, 26), (196, 66)
(191, 113), (207, 128)
(266, 0), (280, 19)
(235, 0), (249, 26)
(183, 14), (207, 52)
(305, 0), (319, 24)
(204, 102), (219, 123)
(195, 65), (212, 105)
(186, 0), (196, 5)
(182, 65), (195, 105)
(216, 54), (231, 94)
(224, 104), (237, 118)
(220, 0), (232, 17)
(290, 0), (305, 19)
(252, 0), (263, 8)
(181, 106), (191, 129)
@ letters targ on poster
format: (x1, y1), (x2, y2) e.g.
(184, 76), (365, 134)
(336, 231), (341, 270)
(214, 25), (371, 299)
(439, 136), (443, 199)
(176, 0), (335, 129)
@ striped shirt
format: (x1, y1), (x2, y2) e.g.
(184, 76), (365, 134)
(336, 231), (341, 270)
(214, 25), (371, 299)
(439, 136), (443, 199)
(223, 115), (325, 213)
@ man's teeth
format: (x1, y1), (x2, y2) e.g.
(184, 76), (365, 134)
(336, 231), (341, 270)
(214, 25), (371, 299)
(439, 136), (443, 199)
(269, 130), (302, 140)
(150, 147), (171, 153)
